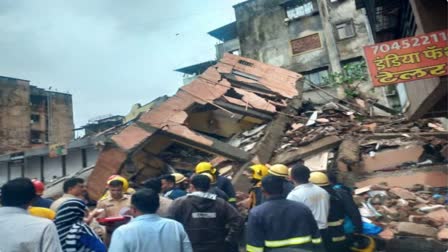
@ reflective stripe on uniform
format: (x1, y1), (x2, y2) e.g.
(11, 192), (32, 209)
(246, 244), (264, 252)
(332, 235), (346, 242)
(327, 219), (344, 227)
(312, 238), (322, 244)
(265, 236), (312, 248)
(228, 197), (236, 202)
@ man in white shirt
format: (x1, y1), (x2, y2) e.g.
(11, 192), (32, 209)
(0, 178), (62, 252)
(287, 164), (330, 231)
(50, 177), (86, 211)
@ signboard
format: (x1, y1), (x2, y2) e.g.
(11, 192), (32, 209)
(364, 29), (448, 86)
(49, 143), (67, 158)
(291, 33), (322, 55)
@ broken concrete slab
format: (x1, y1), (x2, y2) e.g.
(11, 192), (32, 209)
(337, 139), (360, 171)
(355, 166), (448, 188)
(87, 147), (128, 200)
(360, 145), (424, 172)
(425, 209), (448, 225)
(272, 135), (342, 165)
(378, 228), (395, 240)
(303, 151), (329, 171)
(389, 187), (417, 200)
(111, 124), (154, 151)
(437, 228), (448, 241)
(397, 222), (438, 237)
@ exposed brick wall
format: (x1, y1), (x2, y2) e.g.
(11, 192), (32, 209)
(48, 92), (74, 145)
(0, 77), (31, 153)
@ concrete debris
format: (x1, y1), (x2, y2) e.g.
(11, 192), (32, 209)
(396, 222), (438, 237)
(389, 187), (417, 200)
(356, 181), (447, 241)
(272, 135), (342, 165)
(437, 228), (448, 241)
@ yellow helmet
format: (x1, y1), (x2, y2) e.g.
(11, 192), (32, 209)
(107, 175), (129, 191)
(195, 162), (216, 174)
(249, 164), (269, 180)
(268, 164), (289, 178)
(172, 173), (187, 184)
(198, 172), (216, 183)
(309, 172), (330, 186)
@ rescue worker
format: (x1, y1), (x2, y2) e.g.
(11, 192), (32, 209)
(246, 175), (325, 252)
(197, 172), (229, 201)
(245, 164), (269, 209)
(287, 164), (330, 247)
(310, 172), (348, 252)
(96, 179), (131, 246)
(195, 161), (237, 205)
(168, 174), (243, 252)
(31, 179), (53, 208)
(161, 173), (187, 200)
(328, 172), (363, 240)
(268, 164), (295, 197)
(99, 175), (135, 201)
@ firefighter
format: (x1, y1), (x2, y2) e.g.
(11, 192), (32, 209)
(246, 175), (325, 252)
(198, 172), (229, 201)
(267, 164), (295, 197)
(245, 164), (269, 209)
(195, 162), (236, 205)
(328, 172), (363, 237)
(309, 172), (348, 252)
(168, 174), (243, 252)
(31, 179), (53, 208)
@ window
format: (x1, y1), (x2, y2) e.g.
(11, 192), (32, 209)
(286, 0), (314, 20)
(303, 69), (329, 90)
(335, 21), (355, 40)
(31, 114), (40, 123)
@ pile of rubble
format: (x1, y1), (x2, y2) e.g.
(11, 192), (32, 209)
(267, 100), (448, 177)
(354, 183), (448, 242)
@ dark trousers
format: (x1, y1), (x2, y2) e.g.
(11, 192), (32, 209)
(321, 228), (350, 252)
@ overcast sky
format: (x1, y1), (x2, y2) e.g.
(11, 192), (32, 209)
(0, 0), (243, 127)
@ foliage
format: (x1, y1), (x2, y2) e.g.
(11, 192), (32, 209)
(323, 60), (368, 99)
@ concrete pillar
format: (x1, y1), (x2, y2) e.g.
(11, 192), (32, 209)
(317, 0), (345, 99)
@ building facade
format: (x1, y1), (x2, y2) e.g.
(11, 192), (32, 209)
(233, 0), (384, 103)
(356, 0), (447, 120)
(0, 137), (99, 185)
(0, 76), (74, 154)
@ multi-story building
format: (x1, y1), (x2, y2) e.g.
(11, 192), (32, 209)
(178, 0), (390, 106)
(232, 0), (388, 103)
(355, 0), (447, 120)
(0, 76), (74, 154)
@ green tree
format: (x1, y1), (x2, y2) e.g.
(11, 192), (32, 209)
(324, 60), (368, 99)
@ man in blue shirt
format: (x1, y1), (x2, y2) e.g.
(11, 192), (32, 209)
(161, 174), (187, 200)
(109, 189), (192, 252)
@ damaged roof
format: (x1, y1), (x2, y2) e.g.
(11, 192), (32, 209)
(113, 53), (301, 152)
(88, 53), (302, 199)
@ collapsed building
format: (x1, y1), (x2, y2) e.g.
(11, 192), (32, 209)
(40, 53), (447, 251)
(85, 53), (303, 200)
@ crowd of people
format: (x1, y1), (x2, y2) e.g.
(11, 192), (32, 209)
(0, 161), (366, 252)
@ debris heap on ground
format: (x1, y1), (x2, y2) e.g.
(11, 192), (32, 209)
(355, 182), (448, 242)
